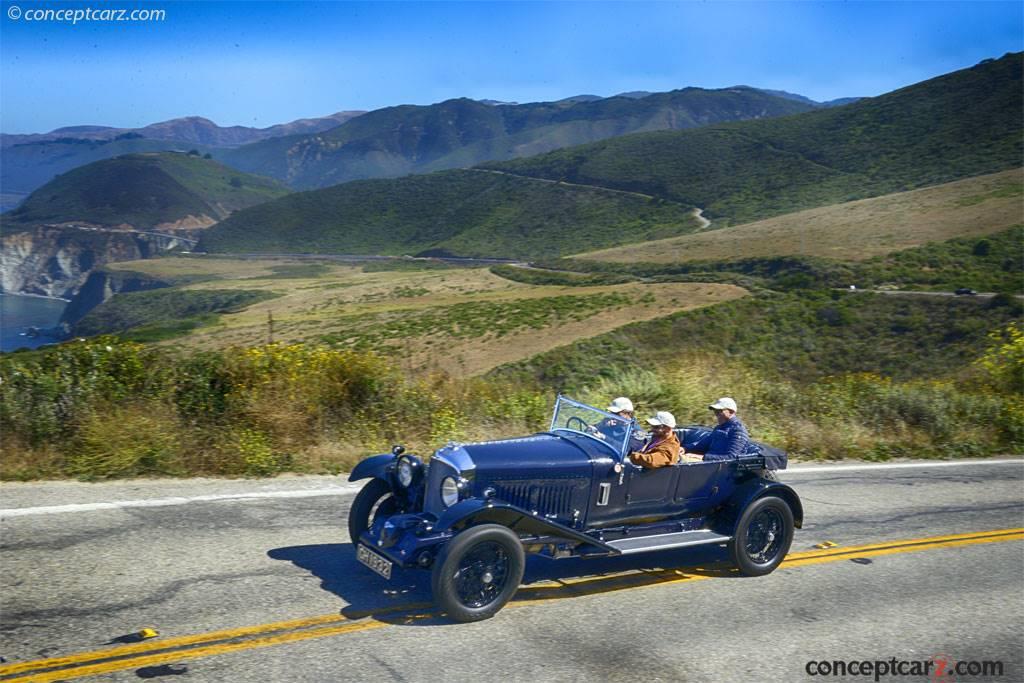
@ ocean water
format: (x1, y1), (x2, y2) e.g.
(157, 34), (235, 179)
(0, 294), (69, 352)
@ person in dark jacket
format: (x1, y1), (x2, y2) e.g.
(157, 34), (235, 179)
(594, 397), (635, 441)
(689, 397), (750, 462)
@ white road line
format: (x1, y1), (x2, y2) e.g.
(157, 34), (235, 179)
(3, 460), (1021, 518)
(784, 459), (1023, 475)
(0, 484), (363, 518)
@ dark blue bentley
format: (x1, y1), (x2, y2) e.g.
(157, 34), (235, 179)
(348, 395), (802, 622)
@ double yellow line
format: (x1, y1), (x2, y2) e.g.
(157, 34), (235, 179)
(2, 527), (1021, 682)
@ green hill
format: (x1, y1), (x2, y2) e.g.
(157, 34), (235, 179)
(3, 152), (289, 233)
(0, 136), (220, 212)
(201, 54), (1021, 261)
(482, 53), (1023, 226)
(220, 88), (815, 189)
(197, 169), (702, 259)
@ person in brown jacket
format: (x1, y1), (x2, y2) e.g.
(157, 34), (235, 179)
(629, 411), (682, 468)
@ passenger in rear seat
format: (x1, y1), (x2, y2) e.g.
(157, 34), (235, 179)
(686, 397), (750, 462)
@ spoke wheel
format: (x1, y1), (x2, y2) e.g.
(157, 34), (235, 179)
(453, 541), (511, 608)
(432, 524), (525, 622)
(745, 508), (784, 564)
(729, 496), (794, 576)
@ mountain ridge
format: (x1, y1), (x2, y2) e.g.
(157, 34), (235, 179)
(481, 53), (1023, 226)
(199, 53), (1022, 260)
(220, 86), (819, 188)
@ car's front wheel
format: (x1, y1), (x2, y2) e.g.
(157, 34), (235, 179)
(729, 496), (794, 576)
(347, 479), (398, 546)
(431, 524), (525, 622)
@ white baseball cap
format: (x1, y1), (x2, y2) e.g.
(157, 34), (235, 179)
(607, 397), (634, 413)
(646, 411), (677, 428)
(709, 397), (738, 412)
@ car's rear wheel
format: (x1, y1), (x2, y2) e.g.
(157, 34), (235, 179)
(729, 496), (794, 576)
(431, 524), (525, 622)
(348, 479), (398, 546)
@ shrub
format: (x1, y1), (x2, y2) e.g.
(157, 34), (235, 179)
(67, 403), (181, 479)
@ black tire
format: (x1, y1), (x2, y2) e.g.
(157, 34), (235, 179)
(729, 496), (794, 576)
(347, 479), (397, 546)
(431, 524), (526, 622)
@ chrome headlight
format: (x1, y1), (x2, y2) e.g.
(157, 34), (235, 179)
(440, 476), (460, 508)
(396, 457), (414, 488)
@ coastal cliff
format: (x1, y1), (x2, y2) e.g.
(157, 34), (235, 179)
(0, 226), (189, 299)
(59, 268), (172, 327)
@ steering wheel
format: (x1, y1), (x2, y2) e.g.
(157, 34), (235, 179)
(566, 416), (589, 432)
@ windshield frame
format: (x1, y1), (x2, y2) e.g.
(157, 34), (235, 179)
(549, 395), (635, 458)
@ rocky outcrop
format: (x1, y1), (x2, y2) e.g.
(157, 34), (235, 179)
(60, 269), (171, 327)
(0, 226), (189, 299)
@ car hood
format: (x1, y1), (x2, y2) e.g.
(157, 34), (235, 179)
(432, 432), (602, 480)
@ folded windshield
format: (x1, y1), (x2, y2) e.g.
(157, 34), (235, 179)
(550, 396), (633, 456)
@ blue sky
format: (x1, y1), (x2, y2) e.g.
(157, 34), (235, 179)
(1, 1), (1021, 133)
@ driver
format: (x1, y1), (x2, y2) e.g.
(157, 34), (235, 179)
(629, 411), (681, 469)
(594, 397), (635, 441)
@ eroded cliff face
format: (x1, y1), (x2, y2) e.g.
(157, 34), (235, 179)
(0, 226), (190, 298)
(60, 269), (171, 327)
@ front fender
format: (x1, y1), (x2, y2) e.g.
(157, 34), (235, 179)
(435, 499), (614, 553)
(347, 454), (394, 483)
(717, 478), (804, 535)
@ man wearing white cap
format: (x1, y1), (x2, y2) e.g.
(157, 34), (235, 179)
(690, 397), (750, 462)
(628, 411), (681, 469)
(594, 397), (635, 442)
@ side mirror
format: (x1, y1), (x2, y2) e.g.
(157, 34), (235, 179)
(392, 444), (405, 456)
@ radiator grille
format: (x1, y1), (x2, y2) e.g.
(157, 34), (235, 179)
(492, 481), (576, 518)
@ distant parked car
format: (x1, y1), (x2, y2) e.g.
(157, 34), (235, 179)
(954, 288), (978, 296)
(348, 395), (801, 622)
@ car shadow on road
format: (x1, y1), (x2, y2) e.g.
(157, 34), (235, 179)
(269, 542), (740, 626)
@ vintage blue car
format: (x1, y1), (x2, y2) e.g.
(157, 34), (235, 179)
(348, 395), (802, 622)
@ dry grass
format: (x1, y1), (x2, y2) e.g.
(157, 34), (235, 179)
(105, 255), (286, 280)
(105, 257), (747, 376)
(577, 168), (1024, 263)
(399, 283), (747, 377)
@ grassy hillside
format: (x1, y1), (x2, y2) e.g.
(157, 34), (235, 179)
(0, 136), (221, 211)
(549, 225), (1024, 294)
(221, 89), (814, 188)
(203, 54), (1020, 261)
(197, 169), (702, 259)
(578, 168), (1024, 262)
(494, 290), (1020, 388)
(101, 256), (745, 376)
(483, 53), (1023, 225)
(4, 291), (1018, 479)
(3, 152), (289, 233)
(73, 288), (279, 342)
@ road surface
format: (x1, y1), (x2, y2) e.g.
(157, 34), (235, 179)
(1, 459), (1021, 682)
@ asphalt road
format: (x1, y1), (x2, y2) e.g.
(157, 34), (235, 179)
(1, 459), (1022, 683)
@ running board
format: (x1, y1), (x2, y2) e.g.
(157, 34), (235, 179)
(606, 530), (732, 555)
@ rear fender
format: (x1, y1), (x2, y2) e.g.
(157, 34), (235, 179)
(435, 499), (615, 553)
(347, 454), (394, 483)
(717, 479), (804, 535)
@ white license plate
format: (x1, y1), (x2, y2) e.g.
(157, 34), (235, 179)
(357, 544), (392, 579)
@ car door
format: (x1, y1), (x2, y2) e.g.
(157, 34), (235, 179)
(673, 461), (726, 507)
